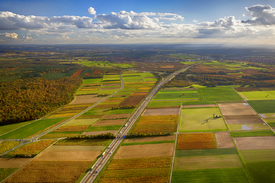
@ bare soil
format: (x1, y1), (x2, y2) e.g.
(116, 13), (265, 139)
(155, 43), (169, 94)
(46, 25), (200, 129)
(114, 143), (174, 159)
(215, 132), (235, 148)
(234, 136), (275, 150)
(219, 103), (256, 116)
(175, 154), (242, 170)
(142, 108), (180, 116)
(182, 104), (217, 108)
(0, 158), (32, 168)
(223, 115), (260, 120)
(102, 113), (131, 120)
(226, 119), (263, 124)
(93, 119), (126, 126)
(82, 130), (118, 135)
(124, 135), (175, 143)
(70, 95), (100, 104)
(118, 95), (145, 107)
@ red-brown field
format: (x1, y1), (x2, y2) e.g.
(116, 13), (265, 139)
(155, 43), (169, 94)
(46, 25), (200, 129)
(177, 133), (217, 150)
(118, 95), (145, 107)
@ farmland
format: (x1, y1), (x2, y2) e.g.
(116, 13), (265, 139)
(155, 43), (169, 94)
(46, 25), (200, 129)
(240, 91), (275, 100)
(177, 133), (217, 150)
(248, 100), (275, 113)
(198, 88), (243, 101)
(179, 107), (227, 132)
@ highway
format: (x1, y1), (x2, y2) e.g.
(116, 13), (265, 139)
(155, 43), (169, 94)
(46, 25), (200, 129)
(0, 73), (125, 157)
(80, 64), (197, 183)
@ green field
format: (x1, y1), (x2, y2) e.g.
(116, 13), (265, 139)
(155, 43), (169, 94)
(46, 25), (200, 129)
(228, 124), (270, 131)
(0, 118), (67, 139)
(83, 78), (102, 84)
(147, 101), (182, 108)
(123, 76), (144, 83)
(198, 88), (243, 101)
(245, 162), (275, 183)
(62, 118), (99, 126)
(230, 130), (274, 137)
(248, 100), (275, 113)
(172, 168), (249, 183)
(0, 168), (18, 182)
(179, 108), (227, 132)
(0, 121), (32, 136)
(241, 91), (275, 100)
(85, 125), (121, 131)
(154, 90), (198, 100)
(240, 149), (275, 163)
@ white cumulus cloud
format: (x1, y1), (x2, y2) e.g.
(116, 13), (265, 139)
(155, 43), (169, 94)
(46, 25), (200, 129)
(1, 32), (18, 39)
(88, 7), (96, 15)
(242, 4), (275, 25)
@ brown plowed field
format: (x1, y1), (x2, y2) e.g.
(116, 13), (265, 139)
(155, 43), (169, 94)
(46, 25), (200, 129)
(102, 113), (131, 119)
(124, 135), (175, 143)
(93, 119), (126, 126)
(82, 130), (118, 135)
(0, 158), (32, 168)
(142, 108), (180, 116)
(215, 132), (235, 148)
(70, 95), (100, 104)
(114, 143), (174, 159)
(234, 136), (275, 150)
(225, 119), (263, 124)
(219, 103), (256, 116)
(223, 115), (260, 120)
(118, 95), (145, 107)
(182, 104), (217, 108)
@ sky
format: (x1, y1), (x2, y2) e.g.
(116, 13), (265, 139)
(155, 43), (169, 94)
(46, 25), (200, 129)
(1, 0), (275, 46)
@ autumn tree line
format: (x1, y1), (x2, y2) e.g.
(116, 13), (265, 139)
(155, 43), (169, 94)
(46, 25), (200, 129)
(0, 76), (82, 125)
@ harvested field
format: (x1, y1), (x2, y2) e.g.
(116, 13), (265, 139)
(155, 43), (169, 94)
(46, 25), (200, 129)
(35, 145), (104, 161)
(3, 161), (92, 183)
(224, 115), (260, 120)
(215, 132), (235, 148)
(70, 95), (100, 104)
(176, 148), (238, 157)
(82, 130), (118, 136)
(118, 95), (145, 107)
(177, 133), (217, 150)
(124, 135), (175, 143)
(0, 158), (31, 168)
(218, 103), (256, 116)
(102, 113), (131, 119)
(234, 136), (275, 150)
(142, 108), (180, 116)
(182, 104), (217, 108)
(174, 154), (242, 170)
(93, 119), (126, 126)
(225, 119), (263, 124)
(53, 125), (89, 132)
(114, 143), (174, 159)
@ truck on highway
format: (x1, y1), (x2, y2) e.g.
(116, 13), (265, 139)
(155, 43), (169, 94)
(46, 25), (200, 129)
(101, 152), (105, 157)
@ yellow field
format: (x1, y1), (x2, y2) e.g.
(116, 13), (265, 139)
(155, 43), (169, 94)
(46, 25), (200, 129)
(131, 115), (178, 134)
(177, 133), (217, 150)
(0, 141), (20, 154)
(9, 140), (55, 156)
(108, 157), (171, 170)
(3, 161), (92, 183)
